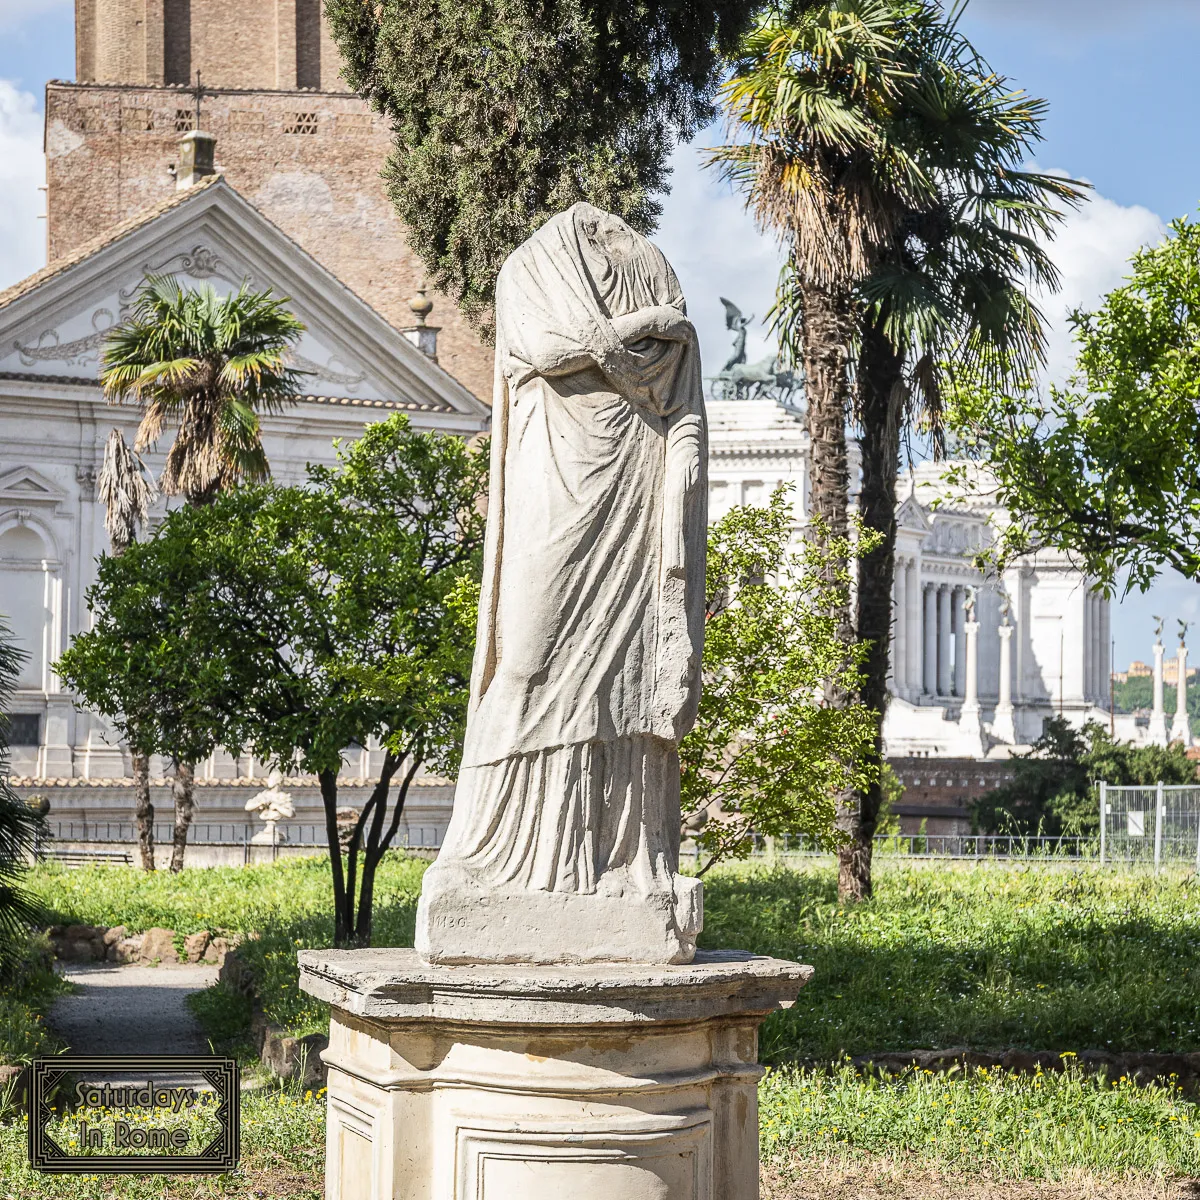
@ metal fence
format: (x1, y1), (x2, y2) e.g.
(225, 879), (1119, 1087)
(1099, 783), (1200, 867)
(748, 833), (1098, 861)
(33, 819), (444, 864)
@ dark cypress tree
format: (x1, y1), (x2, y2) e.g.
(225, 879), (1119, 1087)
(324, 0), (797, 333)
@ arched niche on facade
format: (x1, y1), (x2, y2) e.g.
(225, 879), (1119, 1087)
(0, 516), (62, 693)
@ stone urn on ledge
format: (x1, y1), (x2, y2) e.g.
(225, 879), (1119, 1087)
(298, 204), (811, 1200)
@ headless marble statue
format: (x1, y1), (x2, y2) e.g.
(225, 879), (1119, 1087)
(415, 203), (708, 965)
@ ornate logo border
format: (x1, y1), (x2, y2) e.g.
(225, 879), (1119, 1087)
(28, 1055), (239, 1175)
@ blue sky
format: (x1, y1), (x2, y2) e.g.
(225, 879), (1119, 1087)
(1, 0), (1198, 669)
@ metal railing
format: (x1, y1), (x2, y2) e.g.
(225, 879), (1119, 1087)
(1099, 783), (1200, 868)
(749, 833), (1098, 860)
(33, 819), (445, 864)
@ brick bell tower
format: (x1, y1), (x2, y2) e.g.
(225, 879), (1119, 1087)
(47, 0), (493, 399)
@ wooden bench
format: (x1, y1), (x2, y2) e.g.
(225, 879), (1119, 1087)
(41, 848), (133, 867)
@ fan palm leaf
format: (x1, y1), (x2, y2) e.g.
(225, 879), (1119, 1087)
(102, 275), (306, 505)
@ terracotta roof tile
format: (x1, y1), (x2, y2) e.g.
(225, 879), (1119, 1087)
(0, 174), (225, 312)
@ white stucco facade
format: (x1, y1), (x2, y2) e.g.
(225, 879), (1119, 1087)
(706, 398), (1114, 760)
(0, 176), (487, 839)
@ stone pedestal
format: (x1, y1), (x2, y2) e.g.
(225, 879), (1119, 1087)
(298, 948), (810, 1200)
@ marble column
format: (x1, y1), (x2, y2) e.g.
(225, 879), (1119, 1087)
(1088, 594), (1101, 701)
(993, 619), (1017, 745)
(1150, 639), (1168, 746)
(923, 583), (937, 695)
(937, 585), (952, 697)
(1083, 594), (1093, 700)
(1100, 599), (1111, 706)
(952, 587), (966, 698)
(1171, 643), (1191, 746)
(892, 560), (907, 695)
(963, 617), (980, 712)
(959, 604), (985, 755)
(906, 559), (922, 701)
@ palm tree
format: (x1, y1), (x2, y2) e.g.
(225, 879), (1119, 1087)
(103, 275), (306, 505)
(102, 275), (305, 871)
(714, 0), (1086, 898)
(713, 2), (927, 632)
(97, 427), (158, 870)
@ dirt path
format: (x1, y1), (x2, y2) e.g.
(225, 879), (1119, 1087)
(763, 1160), (1200, 1199)
(50, 961), (219, 1056)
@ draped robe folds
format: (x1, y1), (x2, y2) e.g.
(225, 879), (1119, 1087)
(415, 204), (708, 966)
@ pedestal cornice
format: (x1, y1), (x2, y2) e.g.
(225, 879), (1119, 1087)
(298, 947), (811, 1026)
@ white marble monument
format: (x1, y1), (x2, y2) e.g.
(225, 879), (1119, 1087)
(299, 206), (808, 1200)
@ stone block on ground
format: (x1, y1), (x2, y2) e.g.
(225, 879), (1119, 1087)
(1000, 1048), (1058, 1074)
(250, 1010), (271, 1053)
(260, 1025), (329, 1087)
(203, 935), (234, 966)
(218, 950), (255, 995)
(58, 938), (103, 963)
(64, 924), (105, 941)
(1124, 1051), (1189, 1083)
(108, 936), (142, 964)
(183, 931), (211, 963)
(138, 927), (178, 964)
(102, 925), (126, 947)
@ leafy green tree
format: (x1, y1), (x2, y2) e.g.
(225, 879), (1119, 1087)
(56, 523), (229, 864)
(681, 487), (878, 870)
(713, 0), (1084, 899)
(0, 620), (46, 966)
(61, 417), (487, 946)
(946, 216), (1200, 595)
(972, 717), (1197, 839)
(100, 275), (305, 871)
(324, 0), (822, 332)
(1112, 674), (1200, 723)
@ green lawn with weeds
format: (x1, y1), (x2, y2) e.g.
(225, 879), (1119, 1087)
(702, 859), (1200, 1061)
(12, 854), (1200, 1188)
(0, 1087), (325, 1199)
(1, 932), (69, 1069)
(22, 855), (1200, 1060)
(761, 1063), (1200, 1179)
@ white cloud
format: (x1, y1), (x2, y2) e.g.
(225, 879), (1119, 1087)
(0, 0), (69, 33)
(0, 80), (45, 289)
(654, 140), (785, 382)
(657, 143), (1166, 389)
(1034, 183), (1166, 384)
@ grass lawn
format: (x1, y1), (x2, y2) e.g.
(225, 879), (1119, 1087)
(12, 853), (1200, 1190)
(24, 854), (1200, 1059)
(0, 1088), (324, 1199)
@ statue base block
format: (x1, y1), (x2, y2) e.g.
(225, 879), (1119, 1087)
(298, 947), (811, 1200)
(415, 870), (703, 965)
